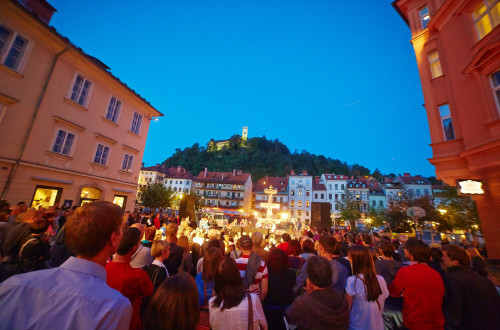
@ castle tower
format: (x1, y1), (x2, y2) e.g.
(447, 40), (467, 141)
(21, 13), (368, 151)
(242, 126), (248, 140)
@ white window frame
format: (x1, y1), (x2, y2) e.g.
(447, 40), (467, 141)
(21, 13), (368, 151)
(121, 153), (134, 172)
(50, 128), (78, 157)
(68, 73), (93, 107)
(472, 0), (500, 40)
(419, 6), (431, 29)
(130, 111), (143, 135)
(0, 23), (31, 72)
(105, 96), (121, 123)
(491, 69), (500, 114)
(428, 51), (443, 78)
(93, 143), (110, 166)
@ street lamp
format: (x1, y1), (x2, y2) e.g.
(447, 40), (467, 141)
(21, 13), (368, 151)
(438, 209), (447, 215)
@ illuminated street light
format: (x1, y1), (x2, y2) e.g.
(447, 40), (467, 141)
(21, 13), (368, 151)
(438, 209), (447, 215)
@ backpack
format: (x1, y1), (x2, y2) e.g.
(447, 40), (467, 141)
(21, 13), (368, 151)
(242, 252), (262, 289)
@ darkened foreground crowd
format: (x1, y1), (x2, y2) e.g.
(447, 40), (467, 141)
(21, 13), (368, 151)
(0, 201), (499, 330)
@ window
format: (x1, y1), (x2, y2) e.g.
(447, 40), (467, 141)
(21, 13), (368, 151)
(298, 189), (302, 196)
(290, 210), (294, 216)
(298, 210), (302, 216)
(291, 200), (295, 207)
(0, 24), (28, 71)
(306, 200), (310, 207)
(121, 154), (133, 171)
(379, 200), (384, 207)
(416, 189), (421, 196)
(328, 184), (332, 190)
(428, 51), (443, 78)
(31, 185), (62, 209)
(105, 97), (121, 123)
(52, 129), (75, 156)
(298, 200), (302, 207)
(473, 0), (500, 39)
(291, 190), (295, 196)
(439, 104), (456, 141)
(70, 74), (92, 107)
(335, 184), (338, 190)
(321, 194), (324, 199)
(424, 189), (430, 195)
(306, 190), (310, 197)
(372, 200), (376, 207)
(314, 193), (318, 199)
(130, 112), (143, 135)
(419, 6), (430, 29)
(491, 70), (500, 111)
(335, 204), (339, 210)
(93, 143), (110, 165)
(329, 194), (332, 199)
(341, 184), (345, 190)
(335, 193), (339, 200)
(306, 211), (309, 216)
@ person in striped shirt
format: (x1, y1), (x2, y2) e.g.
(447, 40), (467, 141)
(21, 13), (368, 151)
(235, 235), (268, 301)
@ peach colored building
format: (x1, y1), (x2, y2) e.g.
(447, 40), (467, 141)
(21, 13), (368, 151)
(393, 0), (500, 256)
(0, 0), (162, 211)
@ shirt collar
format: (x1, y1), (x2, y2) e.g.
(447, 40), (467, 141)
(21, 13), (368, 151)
(59, 256), (107, 282)
(152, 259), (166, 269)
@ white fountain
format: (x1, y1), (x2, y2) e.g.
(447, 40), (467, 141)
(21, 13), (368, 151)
(257, 186), (282, 225)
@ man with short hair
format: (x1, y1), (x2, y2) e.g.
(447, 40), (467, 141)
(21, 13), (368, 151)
(163, 223), (184, 275)
(235, 235), (268, 301)
(0, 201), (132, 329)
(286, 256), (349, 329)
(251, 231), (268, 262)
(441, 244), (500, 329)
(277, 233), (291, 254)
(295, 234), (348, 295)
(389, 238), (444, 330)
(129, 223), (153, 269)
(106, 227), (153, 330)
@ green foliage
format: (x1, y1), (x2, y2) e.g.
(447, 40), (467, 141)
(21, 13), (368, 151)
(366, 206), (388, 228)
(138, 183), (175, 209)
(338, 193), (361, 228)
(162, 136), (371, 182)
(435, 187), (480, 231)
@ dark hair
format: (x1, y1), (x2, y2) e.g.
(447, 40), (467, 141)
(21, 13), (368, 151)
(287, 239), (301, 256)
(306, 256), (332, 288)
(442, 244), (470, 267)
(267, 247), (290, 273)
(430, 247), (443, 262)
(362, 234), (373, 246)
(318, 234), (336, 254)
(117, 227), (142, 255)
(202, 247), (223, 282)
(191, 243), (201, 268)
(212, 257), (245, 311)
(349, 245), (382, 302)
(404, 238), (430, 263)
(379, 240), (395, 257)
(65, 201), (123, 258)
(30, 217), (49, 234)
(302, 239), (315, 253)
(144, 227), (156, 241)
(144, 273), (199, 330)
(282, 233), (291, 242)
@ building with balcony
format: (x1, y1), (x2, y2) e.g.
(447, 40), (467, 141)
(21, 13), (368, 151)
(347, 180), (369, 212)
(0, 0), (162, 211)
(320, 174), (349, 214)
(394, 0), (500, 256)
(194, 168), (252, 211)
(253, 176), (288, 213)
(368, 181), (386, 210)
(138, 165), (194, 196)
(288, 170), (313, 223)
(393, 173), (433, 198)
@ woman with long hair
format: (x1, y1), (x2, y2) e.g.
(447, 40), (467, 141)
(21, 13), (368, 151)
(196, 247), (223, 306)
(143, 272), (200, 330)
(209, 257), (268, 330)
(346, 245), (388, 330)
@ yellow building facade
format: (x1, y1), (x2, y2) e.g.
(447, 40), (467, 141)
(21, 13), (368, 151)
(0, 0), (162, 211)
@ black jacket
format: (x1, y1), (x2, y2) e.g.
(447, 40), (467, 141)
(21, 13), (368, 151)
(163, 243), (184, 276)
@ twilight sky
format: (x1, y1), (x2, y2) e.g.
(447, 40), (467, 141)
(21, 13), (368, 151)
(49, 0), (434, 176)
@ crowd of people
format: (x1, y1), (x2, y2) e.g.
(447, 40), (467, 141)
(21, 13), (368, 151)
(0, 200), (499, 330)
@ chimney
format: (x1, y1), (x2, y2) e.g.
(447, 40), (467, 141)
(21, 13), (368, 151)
(233, 169), (236, 177)
(404, 173), (410, 177)
(222, 174), (224, 180)
(177, 166), (181, 173)
(156, 164), (160, 167)
(23, 0), (57, 24)
(291, 170), (295, 176)
(141, 162), (145, 169)
(237, 170), (242, 175)
(204, 167), (208, 178)
(302, 170), (308, 176)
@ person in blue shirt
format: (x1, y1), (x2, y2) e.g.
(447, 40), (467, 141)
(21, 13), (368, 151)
(0, 201), (132, 330)
(196, 247), (223, 306)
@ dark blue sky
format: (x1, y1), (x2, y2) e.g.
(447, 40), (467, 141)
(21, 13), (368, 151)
(50, 0), (434, 176)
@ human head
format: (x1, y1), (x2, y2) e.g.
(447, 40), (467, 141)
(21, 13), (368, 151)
(177, 235), (190, 251)
(144, 273), (199, 330)
(361, 234), (373, 246)
(378, 239), (395, 258)
(404, 238), (430, 263)
(399, 234), (408, 243)
(208, 229), (219, 240)
(302, 238), (315, 254)
(213, 257), (246, 311)
(151, 240), (170, 259)
(131, 223), (145, 236)
(117, 227), (142, 256)
(30, 216), (49, 234)
(306, 256), (332, 290)
(144, 227), (156, 241)
(165, 223), (179, 238)
(442, 244), (469, 268)
(282, 233), (291, 243)
(267, 247), (290, 273)
(238, 235), (252, 251)
(65, 201), (123, 258)
(318, 234), (337, 255)
(348, 245), (382, 301)
(202, 247), (223, 282)
(251, 231), (264, 248)
(287, 239), (301, 256)
(430, 247), (443, 263)
(17, 201), (27, 212)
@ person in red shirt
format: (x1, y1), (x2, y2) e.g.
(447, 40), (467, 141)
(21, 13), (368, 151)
(106, 227), (154, 330)
(277, 233), (291, 255)
(389, 238), (444, 330)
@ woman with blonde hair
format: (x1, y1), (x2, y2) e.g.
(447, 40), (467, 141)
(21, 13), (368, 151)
(346, 245), (388, 330)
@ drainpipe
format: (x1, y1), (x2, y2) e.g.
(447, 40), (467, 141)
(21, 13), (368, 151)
(1, 44), (71, 199)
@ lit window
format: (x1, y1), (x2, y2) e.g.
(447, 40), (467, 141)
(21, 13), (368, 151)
(291, 190), (295, 196)
(130, 112), (143, 135)
(298, 200), (302, 207)
(122, 154), (133, 171)
(291, 200), (295, 207)
(94, 143), (110, 165)
(298, 210), (302, 216)
(0, 24), (28, 71)
(306, 211), (309, 216)
(70, 74), (92, 107)
(439, 104), (456, 141)
(52, 129), (76, 156)
(306, 190), (310, 197)
(419, 6), (431, 29)
(491, 70), (500, 112)
(306, 200), (310, 207)
(428, 51), (443, 78)
(473, 0), (500, 39)
(298, 189), (302, 196)
(105, 97), (121, 123)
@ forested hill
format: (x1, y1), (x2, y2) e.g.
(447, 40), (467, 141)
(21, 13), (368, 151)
(162, 135), (373, 182)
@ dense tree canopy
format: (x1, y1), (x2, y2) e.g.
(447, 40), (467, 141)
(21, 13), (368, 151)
(138, 183), (175, 209)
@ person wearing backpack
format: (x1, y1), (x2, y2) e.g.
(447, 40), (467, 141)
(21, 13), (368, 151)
(235, 235), (268, 301)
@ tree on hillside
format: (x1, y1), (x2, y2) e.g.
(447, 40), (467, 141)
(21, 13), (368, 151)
(138, 183), (175, 209)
